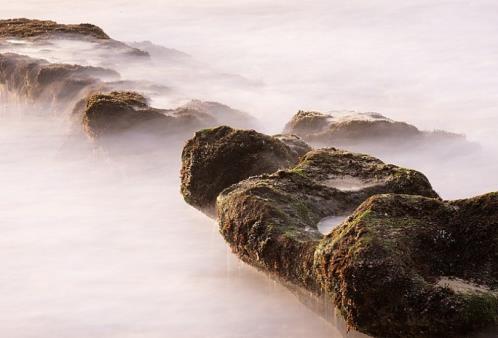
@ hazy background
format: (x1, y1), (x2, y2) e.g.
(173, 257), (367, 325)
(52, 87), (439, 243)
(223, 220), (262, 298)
(1, 1), (498, 337)
(3, 0), (498, 145)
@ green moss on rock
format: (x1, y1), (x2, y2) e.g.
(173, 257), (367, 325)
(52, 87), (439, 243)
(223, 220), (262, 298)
(215, 147), (439, 295)
(315, 193), (498, 337)
(181, 126), (302, 214)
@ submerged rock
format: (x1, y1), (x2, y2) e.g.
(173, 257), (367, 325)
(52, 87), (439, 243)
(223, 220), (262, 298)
(216, 148), (439, 291)
(283, 110), (472, 153)
(315, 192), (498, 337)
(181, 126), (302, 214)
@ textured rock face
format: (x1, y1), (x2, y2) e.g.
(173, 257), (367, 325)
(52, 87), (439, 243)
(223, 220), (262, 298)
(0, 53), (118, 110)
(315, 193), (498, 337)
(283, 110), (469, 151)
(0, 18), (110, 40)
(181, 126), (301, 214)
(215, 148), (439, 292)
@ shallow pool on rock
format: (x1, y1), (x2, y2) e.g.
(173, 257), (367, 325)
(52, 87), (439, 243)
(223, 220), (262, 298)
(317, 216), (348, 235)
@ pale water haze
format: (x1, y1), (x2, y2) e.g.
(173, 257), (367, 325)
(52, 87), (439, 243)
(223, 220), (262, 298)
(1, 1), (498, 338)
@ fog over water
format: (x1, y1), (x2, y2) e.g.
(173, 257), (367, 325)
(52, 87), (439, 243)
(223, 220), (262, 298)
(1, 1), (498, 337)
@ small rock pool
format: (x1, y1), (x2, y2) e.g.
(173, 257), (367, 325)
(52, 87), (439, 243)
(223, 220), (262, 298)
(317, 216), (348, 235)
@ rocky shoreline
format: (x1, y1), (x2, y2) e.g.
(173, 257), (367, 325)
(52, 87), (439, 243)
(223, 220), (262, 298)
(181, 127), (497, 337)
(2, 18), (497, 338)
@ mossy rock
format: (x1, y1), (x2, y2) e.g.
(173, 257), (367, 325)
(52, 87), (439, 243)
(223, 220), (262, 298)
(82, 91), (214, 139)
(216, 147), (439, 293)
(0, 18), (110, 40)
(181, 126), (302, 214)
(283, 110), (470, 152)
(315, 192), (498, 337)
(82, 93), (260, 144)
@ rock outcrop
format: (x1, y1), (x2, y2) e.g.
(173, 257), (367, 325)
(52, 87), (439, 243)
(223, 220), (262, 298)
(0, 18), (110, 40)
(283, 110), (471, 153)
(215, 148), (439, 292)
(315, 192), (498, 337)
(0, 19), (149, 58)
(0, 53), (118, 111)
(181, 126), (302, 214)
(82, 91), (213, 139)
(178, 126), (496, 336)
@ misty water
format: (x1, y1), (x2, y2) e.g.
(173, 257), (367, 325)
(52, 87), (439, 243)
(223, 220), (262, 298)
(2, 1), (498, 337)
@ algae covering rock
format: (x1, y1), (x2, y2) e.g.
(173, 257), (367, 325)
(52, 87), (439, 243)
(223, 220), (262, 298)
(82, 91), (213, 139)
(215, 148), (439, 292)
(315, 192), (498, 337)
(181, 126), (302, 214)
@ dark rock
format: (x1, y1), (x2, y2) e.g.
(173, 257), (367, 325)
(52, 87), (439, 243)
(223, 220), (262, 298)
(315, 192), (498, 337)
(215, 148), (439, 293)
(181, 126), (301, 214)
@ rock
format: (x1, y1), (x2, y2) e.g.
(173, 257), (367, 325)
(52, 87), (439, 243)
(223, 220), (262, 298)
(0, 18), (110, 40)
(0, 19), (149, 58)
(283, 110), (472, 153)
(181, 99), (258, 129)
(215, 148), (439, 293)
(315, 192), (498, 337)
(82, 91), (212, 139)
(0, 53), (118, 110)
(273, 134), (312, 158)
(181, 126), (302, 214)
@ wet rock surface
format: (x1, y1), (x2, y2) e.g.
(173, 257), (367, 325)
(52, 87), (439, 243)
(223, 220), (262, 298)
(181, 126), (301, 214)
(215, 147), (439, 292)
(315, 193), (498, 337)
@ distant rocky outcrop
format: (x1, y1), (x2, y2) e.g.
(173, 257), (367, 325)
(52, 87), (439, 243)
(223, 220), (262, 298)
(0, 19), (148, 58)
(315, 192), (498, 337)
(181, 126), (302, 214)
(0, 18), (110, 40)
(0, 53), (118, 110)
(283, 110), (473, 153)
